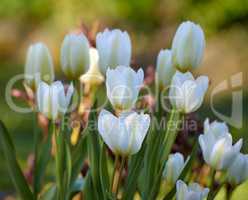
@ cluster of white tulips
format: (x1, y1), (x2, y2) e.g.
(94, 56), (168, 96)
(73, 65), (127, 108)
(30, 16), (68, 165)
(0, 20), (246, 200)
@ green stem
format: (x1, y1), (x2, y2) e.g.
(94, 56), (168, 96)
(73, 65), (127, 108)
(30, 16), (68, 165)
(207, 169), (217, 200)
(226, 184), (234, 200)
(112, 156), (125, 199)
(111, 155), (119, 193)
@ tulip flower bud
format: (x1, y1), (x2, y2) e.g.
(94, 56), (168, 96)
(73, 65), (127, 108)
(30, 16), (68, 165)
(176, 180), (209, 200)
(61, 33), (90, 79)
(227, 153), (248, 185)
(172, 21), (205, 71)
(98, 109), (150, 156)
(96, 29), (131, 75)
(36, 81), (74, 121)
(106, 65), (144, 111)
(24, 42), (54, 89)
(169, 71), (208, 113)
(156, 49), (176, 88)
(199, 119), (243, 170)
(163, 153), (186, 185)
(80, 47), (104, 86)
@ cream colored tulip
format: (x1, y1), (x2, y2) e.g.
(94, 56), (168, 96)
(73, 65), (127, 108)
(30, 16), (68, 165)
(61, 33), (90, 79)
(24, 42), (54, 89)
(80, 47), (104, 86)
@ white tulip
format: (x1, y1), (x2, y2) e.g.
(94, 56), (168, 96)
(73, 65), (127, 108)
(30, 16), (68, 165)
(80, 48), (104, 86)
(96, 29), (131, 74)
(169, 71), (209, 113)
(106, 65), (144, 111)
(37, 81), (74, 120)
(156, 49), (176, 88)
(163, 153), (186, 185)
(176, 180), (209, 200)
(227, 153), (248, 185)
(199, 118), (243, 170)
(172, 21), (205, 71)
(61, 33), (90, 79)
(24, 42), (54, 89)
(98, 109), (150, 156)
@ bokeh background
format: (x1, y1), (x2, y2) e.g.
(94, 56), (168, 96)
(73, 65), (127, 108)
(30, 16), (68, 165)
(0, 0), (247, 199)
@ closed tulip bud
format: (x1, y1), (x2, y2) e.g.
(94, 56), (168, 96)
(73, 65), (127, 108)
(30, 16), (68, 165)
(24, 42), (54, 89)
(169, 71), (208, 113)
(106, 66), (144, 111)
(98, 109), (150, 156)
(176, 180), (209, 200)
(199, 118), (243, 170)
(172, 21), (205, 71)
(36, 81), (74, 121)
(96, 29), (131, 74)
(227, 153), (248, 185)
(80, 47), (104, 86)
(61, 33), (90, 79)
(156, 49), (176, 88)
(163, 153), (186, 185)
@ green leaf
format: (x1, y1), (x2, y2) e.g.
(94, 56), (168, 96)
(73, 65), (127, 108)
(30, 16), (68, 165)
(86, 101), (104, 199)
(83, 172), (97, 200)
(34, 124), (52, 196)
(70, 129), (88, 185)
(123, 142), (146, 200)
(65, 141), (72, 194)
(39, 184), (56, 200)
(87, 119), (101, 199)
(0, 120), (34, 200)
(148, 109), (182, 200)
(99, 143), (110, 199)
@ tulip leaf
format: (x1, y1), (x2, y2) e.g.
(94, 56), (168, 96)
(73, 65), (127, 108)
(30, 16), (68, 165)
(39, 184), (57, 200)
(0, 120), (34, 200)
(70, 131), (88, 185)
(148, 109), (182, 200)
(99, 143), (110, 199)
(83, 172), (98, 200)
(123, 142), (146, 200)
(87, 101), (104, 199)
(34, 124), (52, 196)
(65, 141), (72, 195)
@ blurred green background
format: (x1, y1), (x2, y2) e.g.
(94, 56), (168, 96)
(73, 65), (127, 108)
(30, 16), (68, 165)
(0, 0), (247, 199)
